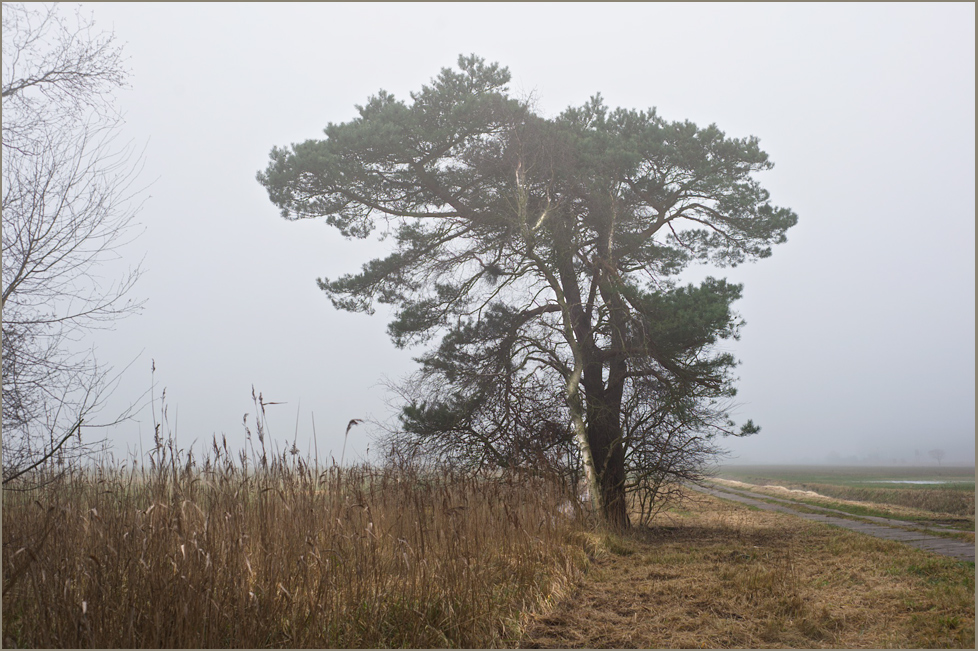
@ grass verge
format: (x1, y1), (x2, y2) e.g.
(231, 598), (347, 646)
(520, 491), (975, 648)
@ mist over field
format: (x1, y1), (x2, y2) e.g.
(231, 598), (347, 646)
(15, 3), (977, 468)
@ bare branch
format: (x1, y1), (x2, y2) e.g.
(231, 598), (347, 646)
(2, 3), (145, 485)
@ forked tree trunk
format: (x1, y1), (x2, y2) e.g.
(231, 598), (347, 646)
(564, 356), (604, 521)
(564, 350), (631, 530)
(586, 390), (630, 530)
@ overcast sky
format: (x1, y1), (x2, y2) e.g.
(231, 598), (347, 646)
(79, 2), (974, 466)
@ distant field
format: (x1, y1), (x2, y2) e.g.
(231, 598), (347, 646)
(714, 464), (975, 485)
(712, 465), (975, 521)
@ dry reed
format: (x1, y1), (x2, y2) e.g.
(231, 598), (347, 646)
(2, 433), (588, 648)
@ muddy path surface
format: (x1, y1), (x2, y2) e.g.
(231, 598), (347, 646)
(691, 482), (975, 562)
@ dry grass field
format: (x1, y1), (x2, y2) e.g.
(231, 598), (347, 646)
(2, 450), (587, 648)
(4, 448), (974, 648)
(520, 491), (975, 649)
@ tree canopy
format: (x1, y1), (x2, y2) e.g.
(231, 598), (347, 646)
(258, 55), (797, 528)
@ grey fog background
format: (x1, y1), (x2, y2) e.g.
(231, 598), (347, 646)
(79, 2), (974, 467)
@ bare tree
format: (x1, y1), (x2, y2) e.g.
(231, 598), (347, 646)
(2, 3), (144, 485)
(618, 372), (748, 526)
(927, 449), (946, 467)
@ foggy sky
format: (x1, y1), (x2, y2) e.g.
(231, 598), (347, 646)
(79, 2), (975, 466)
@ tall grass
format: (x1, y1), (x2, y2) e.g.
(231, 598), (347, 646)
(2, 432), (588, 647)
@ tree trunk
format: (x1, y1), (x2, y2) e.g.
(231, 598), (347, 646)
(585, 386), (630, 530)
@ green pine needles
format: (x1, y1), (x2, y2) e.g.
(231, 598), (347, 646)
(258, 54), (798, 529)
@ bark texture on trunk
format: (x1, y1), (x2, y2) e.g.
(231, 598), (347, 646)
(585, 382), (630, 530)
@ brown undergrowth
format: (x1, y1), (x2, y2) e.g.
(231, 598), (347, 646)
(2, 443), (588, 648)
(519, 492), (975, 649)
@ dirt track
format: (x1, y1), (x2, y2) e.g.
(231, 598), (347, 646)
(690, 482), (975, 562)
